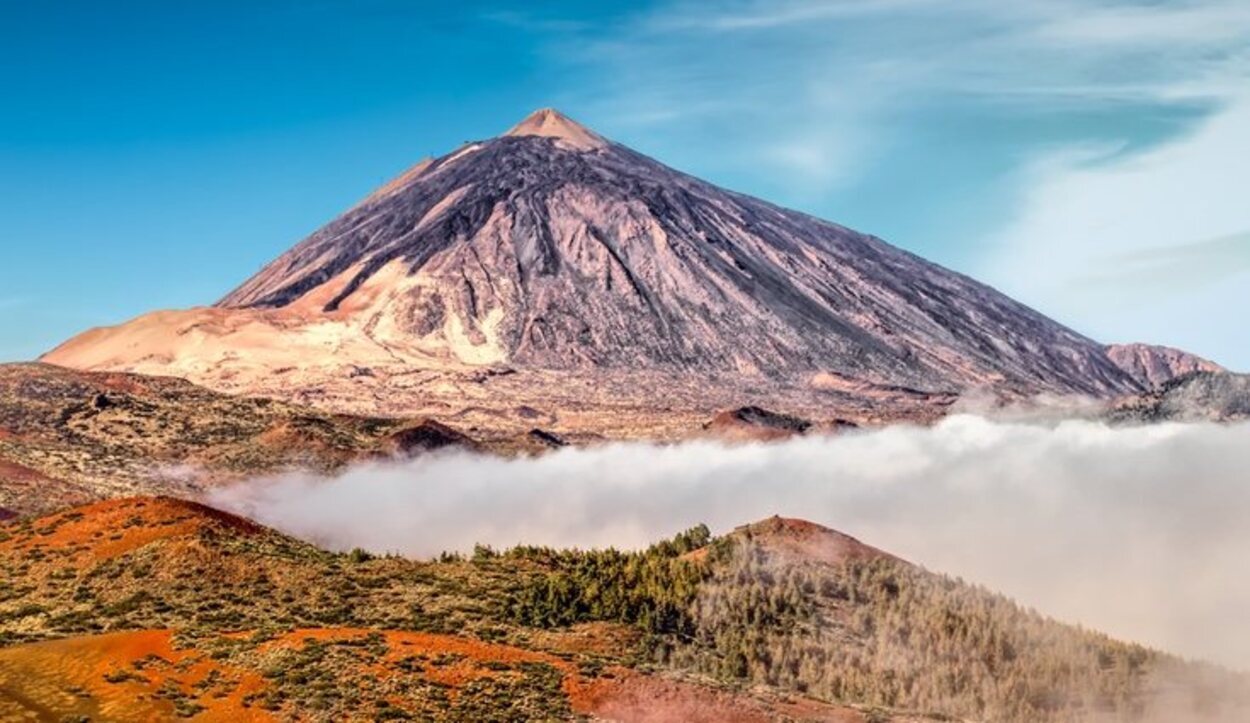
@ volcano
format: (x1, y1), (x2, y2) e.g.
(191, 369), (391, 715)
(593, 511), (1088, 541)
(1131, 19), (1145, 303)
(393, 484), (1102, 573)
(44, 109), (1144, 435)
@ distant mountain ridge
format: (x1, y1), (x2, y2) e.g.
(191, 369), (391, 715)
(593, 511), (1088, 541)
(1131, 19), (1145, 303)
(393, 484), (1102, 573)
(1104, 342), (1224, 389)
(43, 108), (1181, 428)
(1110, 370), (1250, 423)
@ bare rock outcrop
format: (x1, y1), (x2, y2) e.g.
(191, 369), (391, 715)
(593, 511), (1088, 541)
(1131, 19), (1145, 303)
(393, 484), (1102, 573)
(704, 406), (812, 441)
(1105, 343), (1224, 390)
(1109, 371), (1250, 423)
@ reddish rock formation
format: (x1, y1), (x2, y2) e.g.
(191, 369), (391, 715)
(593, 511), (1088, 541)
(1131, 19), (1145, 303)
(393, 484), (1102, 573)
(1105, 342), (1224, 389)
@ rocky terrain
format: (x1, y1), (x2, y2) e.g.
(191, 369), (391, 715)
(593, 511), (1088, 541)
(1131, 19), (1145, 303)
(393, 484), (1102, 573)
(43, 109), (1152, 432)
(0, 362), (942, 517)
(3, 497), (1245, 721)
(1109, 371), (1250, 423)
(702, 406), (821, 442)
(1105, 343), (1224, 390)
(0, 363), (512, 517)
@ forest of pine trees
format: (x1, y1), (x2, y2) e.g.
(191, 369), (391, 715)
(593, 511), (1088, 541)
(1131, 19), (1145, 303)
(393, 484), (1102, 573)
(502, 525), (1248, 722)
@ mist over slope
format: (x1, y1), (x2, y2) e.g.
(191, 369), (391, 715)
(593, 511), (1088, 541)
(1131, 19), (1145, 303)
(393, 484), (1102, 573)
(211, 415), (1250, 671)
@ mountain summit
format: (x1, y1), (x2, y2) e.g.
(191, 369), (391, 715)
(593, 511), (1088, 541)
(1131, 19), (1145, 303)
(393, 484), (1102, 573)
(45, 108), (1144, 432)
(502, 107), (608, 150)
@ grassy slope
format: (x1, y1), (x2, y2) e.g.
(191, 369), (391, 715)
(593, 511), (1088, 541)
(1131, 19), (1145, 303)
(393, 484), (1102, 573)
(0, 497), (876, 722)
(4, 498), (1248, 721)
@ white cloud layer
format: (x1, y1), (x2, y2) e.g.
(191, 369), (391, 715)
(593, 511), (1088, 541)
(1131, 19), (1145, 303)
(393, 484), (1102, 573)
(210, 415), (1250, 671)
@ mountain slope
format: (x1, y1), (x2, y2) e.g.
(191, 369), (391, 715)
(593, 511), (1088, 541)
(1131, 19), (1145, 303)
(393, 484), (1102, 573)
(44, 109), (1142, 426)
(0, 363), (494, 516)
(1109, 370), (1250, 423)
(213, 108), (1136, 394)
(1105, 342), (1224, 389)
(0, 498), (919, 721)
(5, 498), (1247, 721)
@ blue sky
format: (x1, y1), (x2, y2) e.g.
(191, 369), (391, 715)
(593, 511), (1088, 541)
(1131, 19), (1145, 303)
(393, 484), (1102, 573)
(2, 0), (1247, 368)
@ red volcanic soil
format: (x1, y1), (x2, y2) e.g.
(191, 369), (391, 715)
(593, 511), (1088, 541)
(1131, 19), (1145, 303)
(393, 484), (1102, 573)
(0, 457), (55, 483)
(704, 406), (813, 442)
(375, 419), (479, 458)
(0, 499), (902, 721)
(0, 627), (873, 722)
(569, 669), (868, 723)
(94, 371), (162, 396)
(0, 457), (81, 518)
(259, 627), (569, 690)
(0, 495), (265, 566)
(0, 629), (270, 722)
(731, 516), (901, 567)
(262, 629), (869, 721)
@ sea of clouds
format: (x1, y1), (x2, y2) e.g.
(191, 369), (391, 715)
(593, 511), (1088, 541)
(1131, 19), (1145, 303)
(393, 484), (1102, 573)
(209, 414), (1250, 671)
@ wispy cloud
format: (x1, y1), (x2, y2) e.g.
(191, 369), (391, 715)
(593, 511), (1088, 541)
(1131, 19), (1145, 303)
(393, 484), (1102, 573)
(1081, 231), (1250, 293)
(480, 9), (591, 34)
(597, 0), (1250, 110)
(1032, 1), (1250, 47)
(530, 1), (1250, 192)
(643, 0), (945, 32)
(512, 0), (1250, 365)
(981, 94), (1250, 365)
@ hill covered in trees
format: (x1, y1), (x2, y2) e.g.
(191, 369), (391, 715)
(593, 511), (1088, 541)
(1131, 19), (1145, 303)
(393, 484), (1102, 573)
(4, 498), (1244, 721)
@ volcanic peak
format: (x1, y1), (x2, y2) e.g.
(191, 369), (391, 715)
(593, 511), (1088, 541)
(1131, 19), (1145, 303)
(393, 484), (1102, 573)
(502, 107), (608, 150)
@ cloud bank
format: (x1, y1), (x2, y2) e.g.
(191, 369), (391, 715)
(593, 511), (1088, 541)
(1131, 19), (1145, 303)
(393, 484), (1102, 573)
(209, 415), (1250, 671)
